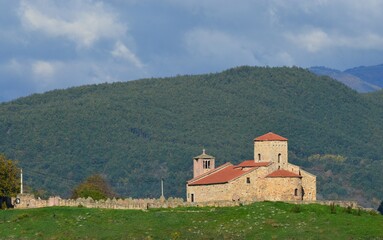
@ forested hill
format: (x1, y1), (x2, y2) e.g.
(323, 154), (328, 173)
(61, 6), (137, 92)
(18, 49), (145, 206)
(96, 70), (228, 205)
(0, 66), (383, 207)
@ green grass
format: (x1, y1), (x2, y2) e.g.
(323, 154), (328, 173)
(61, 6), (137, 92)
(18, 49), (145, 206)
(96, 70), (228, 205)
(0, 202), (382, 239)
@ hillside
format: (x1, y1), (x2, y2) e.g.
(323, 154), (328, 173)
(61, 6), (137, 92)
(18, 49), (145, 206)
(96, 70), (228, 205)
(364, 89), (383, 106)
(0, 66), (383, 207)
(1, 203), (382, 239)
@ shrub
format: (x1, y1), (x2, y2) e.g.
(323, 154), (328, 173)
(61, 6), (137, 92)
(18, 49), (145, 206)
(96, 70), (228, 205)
(369, 210), (379, 216)
(72, 174), (115, 201)
(330, 203), (336, 214)
(378, 201), (383, 215)
(291, 204), (302, 213)
(1, 201), (7, 210)
(344, 206), (352, 214)
(356, 208), (362, 216)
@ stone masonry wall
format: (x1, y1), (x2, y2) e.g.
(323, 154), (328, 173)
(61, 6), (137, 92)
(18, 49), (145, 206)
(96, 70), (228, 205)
(300, 170), (316, 201)
(254, 141), (288, 167)
(13, 194), (185, 210)
(287, 163), (317, 201)
(11, 194), (360, 211)
(187, 183), (231, 202)
(262, 177), (302, 201)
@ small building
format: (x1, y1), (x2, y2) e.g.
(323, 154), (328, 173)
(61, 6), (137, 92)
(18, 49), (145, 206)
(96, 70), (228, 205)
(186, 132), (316, 203)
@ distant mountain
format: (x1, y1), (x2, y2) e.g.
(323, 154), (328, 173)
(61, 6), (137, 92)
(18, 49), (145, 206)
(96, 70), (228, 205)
(345, 64), (383, 87)
(309, 66), (382, 93)
(0, 66), (383, 207)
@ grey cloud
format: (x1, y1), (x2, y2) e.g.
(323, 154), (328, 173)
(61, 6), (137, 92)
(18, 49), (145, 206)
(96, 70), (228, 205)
(1, 0), (383, 102)
(18, 0), (127, 48)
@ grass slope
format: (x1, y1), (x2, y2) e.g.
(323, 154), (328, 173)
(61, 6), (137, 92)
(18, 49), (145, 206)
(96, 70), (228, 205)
(0, 66), (383, 206)
(0, 202), (382, 239)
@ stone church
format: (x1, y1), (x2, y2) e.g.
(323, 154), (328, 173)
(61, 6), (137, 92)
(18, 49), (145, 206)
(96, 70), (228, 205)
(186, 132), (316, 203)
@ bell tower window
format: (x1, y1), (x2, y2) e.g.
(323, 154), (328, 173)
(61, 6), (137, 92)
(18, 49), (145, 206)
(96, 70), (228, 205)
(203, 160), (211, 169)
(278, 153), (281, 163)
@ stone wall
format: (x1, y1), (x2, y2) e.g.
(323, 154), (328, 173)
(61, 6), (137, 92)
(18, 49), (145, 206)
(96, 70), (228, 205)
(229, 166), (272, 201)
(254, 140), (288, 167)
(288, 200), (360, 209)
(263, 177), (303, 201)
(11, 194), (361, 211)
(300, 170), (316, 201)
(13, 194), (185, 210)
(287, 163), (317, 201)
(187, 183), (231, 202)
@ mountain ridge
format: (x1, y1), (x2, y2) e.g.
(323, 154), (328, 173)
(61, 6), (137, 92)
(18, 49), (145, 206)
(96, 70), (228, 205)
(309, 65), (383, 92)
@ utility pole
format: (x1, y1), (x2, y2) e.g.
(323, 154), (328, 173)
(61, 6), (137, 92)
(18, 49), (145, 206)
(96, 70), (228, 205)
(161, 178), (164, 199)
(20, 168), (23, 194)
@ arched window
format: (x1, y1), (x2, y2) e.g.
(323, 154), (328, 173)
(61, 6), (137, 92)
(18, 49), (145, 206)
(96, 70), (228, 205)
(258, 154), (261, 161)
(278, 153), (281, 163)
(294, 188), (298, 196)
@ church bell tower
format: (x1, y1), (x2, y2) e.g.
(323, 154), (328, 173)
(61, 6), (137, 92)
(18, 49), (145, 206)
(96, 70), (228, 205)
(193, 149), (215, 178)
(254, 132), (288, 169)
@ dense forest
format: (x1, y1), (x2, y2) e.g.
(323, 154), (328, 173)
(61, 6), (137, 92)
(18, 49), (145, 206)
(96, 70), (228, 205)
(0, 66), (382, 207)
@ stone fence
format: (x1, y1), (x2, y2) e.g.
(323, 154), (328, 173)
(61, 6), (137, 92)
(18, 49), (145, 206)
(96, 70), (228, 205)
(13, 194), (185, 210)
(286, 200), (360, 209)
(12, 194), (361, 210)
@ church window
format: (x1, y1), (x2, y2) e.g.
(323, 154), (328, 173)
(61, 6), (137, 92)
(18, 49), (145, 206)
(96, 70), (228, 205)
(258, 154), (261, 161)
(246, 177), (250, 184)
(203, 160), (211, 169)
(278, 153), (281, 163)
(294, 188), (298, 196)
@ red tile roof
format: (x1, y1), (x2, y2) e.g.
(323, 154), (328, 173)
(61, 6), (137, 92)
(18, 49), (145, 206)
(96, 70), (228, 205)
(235, 160), (271, 168)
(188, 162), (232, 183)
(255, 132), (288, 141)
(188, 165), (249, 186)
(266, 169), (301, 178)
(188, 160), (271, 186)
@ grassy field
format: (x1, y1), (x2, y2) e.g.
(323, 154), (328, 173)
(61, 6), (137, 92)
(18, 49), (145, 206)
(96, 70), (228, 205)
(0, 202), (382, 239)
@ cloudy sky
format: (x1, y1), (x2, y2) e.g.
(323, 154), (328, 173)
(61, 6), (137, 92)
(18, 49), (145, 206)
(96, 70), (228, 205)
(1, 0), (383, 102)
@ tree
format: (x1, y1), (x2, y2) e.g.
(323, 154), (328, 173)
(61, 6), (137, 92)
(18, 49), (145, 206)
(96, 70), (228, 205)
(0, 154), (20, 197)
(378, 201), (383, 215)
(72, 174), (115, 200)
